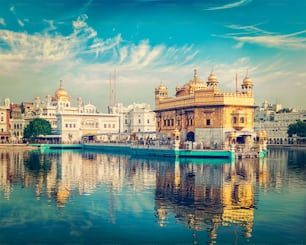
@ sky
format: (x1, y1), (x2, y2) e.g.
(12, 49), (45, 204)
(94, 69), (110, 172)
(0, 0), (305, 112)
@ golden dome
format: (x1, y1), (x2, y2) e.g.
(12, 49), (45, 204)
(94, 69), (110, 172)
(53, 80), (70, 102)
(208, 73), (217, 82)
(206, 71), (219, 91)
(243, 76), (253, 85)
(175, 70), (208, 96)
(156, 82), (167, 91)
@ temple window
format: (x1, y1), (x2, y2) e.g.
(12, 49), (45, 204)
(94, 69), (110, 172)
(206, 119), (211, 126)
(233, 117), (237, 124)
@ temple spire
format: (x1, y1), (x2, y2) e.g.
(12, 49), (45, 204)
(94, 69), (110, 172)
(194, 68), (197, 79)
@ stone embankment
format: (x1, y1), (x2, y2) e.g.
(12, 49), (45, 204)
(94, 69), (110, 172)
(0, 144), (39, 150)
(267, 144), (306, 149)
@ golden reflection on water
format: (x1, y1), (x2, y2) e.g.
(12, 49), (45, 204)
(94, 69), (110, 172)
(0, 146), (300, 244)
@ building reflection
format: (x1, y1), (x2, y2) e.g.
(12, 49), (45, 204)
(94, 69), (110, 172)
(0, 149), (157, 209)
(154, 159), (258, 244)
(0, 148), (303, 243)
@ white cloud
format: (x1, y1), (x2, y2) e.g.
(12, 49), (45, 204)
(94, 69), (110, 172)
(0, 13), (200, 79)
(73, 14), (88, 29)
(17, 19), (24, 27)
(43, 19), (57, 32)
(9, 6), (15, 13)
(141, 45), (163, 67)
(119, 46), (128, 64)
(227, 24), (274, 35)
(205, 0), (252, 11)
(0, 14), (123, 66)
(220, 25), (306, 49)
(0, 18), (6, 26)
(0, 30), (72, 62)
(233, 32), (306, 49)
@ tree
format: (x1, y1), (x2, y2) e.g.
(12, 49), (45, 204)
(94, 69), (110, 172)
(24, 118), (52, 140)
(287, 120), (306, 137)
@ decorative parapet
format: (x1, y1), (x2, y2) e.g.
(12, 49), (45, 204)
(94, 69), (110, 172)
(155, 90), (254, 111)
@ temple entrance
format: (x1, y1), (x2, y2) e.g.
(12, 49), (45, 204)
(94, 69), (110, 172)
(237, 134), (255, 145)
(186, 131), (195, 142)
(237, 136), (245, 144)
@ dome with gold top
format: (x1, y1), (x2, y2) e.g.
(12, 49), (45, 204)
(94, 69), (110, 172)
(208, 73), (217, 83)
(243, 76), (253, 86)
(156, 82), (167, 92)
(175, 69), (206, 96)
(207, 72), (218, 88)
(241, 74), (254, 93)
(52, 80), (71, 102)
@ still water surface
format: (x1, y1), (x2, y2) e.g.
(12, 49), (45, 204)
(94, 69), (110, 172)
(0, 147), (305, 245)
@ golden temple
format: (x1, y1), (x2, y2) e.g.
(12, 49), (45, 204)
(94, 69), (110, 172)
(154, 69), (258, 149)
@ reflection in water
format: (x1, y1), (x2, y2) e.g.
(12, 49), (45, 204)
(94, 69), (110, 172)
(154, 158), (258, 244)
(0, 147), (305, 244)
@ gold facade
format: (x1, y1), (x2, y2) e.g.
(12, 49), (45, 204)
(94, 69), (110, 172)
(154, 69), (255, 144)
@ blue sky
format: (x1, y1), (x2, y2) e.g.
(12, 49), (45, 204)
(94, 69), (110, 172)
(0, 0), (305, 112)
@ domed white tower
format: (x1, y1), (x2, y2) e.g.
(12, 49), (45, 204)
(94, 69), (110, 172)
(52, 80), (71, 111)
(207, 72), (219, 89)
(155, 82), (168, 100)
(241, 73), (253, 95)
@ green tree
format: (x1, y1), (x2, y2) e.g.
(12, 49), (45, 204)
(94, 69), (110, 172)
(24, 118), (52, 140)
(287, 120), (306, 137)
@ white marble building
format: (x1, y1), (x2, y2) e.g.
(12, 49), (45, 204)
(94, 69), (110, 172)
(0, 98), (10, 142)
(28, 81), (119, 143)
(254, 101), (306, 144)
(110, 102), (156, 134)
